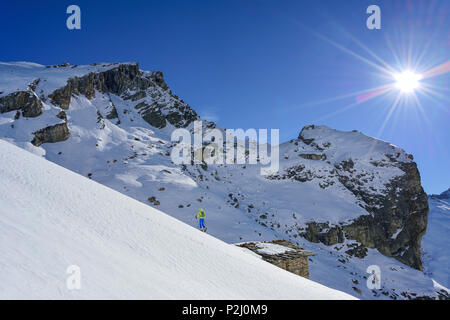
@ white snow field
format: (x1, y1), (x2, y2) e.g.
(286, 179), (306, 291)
(0, 139), (355, 299)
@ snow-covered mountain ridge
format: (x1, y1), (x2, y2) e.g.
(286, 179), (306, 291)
(0, 139), (355, 299)
(0, 61), (444, 299)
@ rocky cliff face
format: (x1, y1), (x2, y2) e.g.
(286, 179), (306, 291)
(31, 122), (70, 147)
(299, 158), (428, 269)
(238, 241), (315, 279)
(47, 63), (199, 129)
(1, 62), (199, 148)
(0, 90), (43, 118)
(343, 161), (428, 269)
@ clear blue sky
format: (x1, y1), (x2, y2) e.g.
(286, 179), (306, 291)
(1, 0), (448, 194)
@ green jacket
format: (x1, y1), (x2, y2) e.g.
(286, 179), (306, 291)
(197, 209), (205, 219)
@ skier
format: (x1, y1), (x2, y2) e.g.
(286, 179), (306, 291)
(196, 208), (207, 232)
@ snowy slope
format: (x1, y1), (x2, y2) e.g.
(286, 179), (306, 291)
(0, 61), (444, 300)
(0, 139), (355, 299)
(422, 189), (450, 290)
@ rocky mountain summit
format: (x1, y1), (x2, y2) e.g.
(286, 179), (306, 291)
(0, 61), (439, 299)
(46, 63), (199, 129)
(0, 62), (199, 133)
(267, 125), (428, 269)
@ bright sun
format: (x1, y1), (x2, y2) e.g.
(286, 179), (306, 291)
(394, 71), (422, 93)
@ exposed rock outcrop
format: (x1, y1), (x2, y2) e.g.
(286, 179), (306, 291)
(135, 102), (167, 128)
(0, 91), (43, 117)
(56, 111), (67, 120)
(341, 161), (429, 269)
(238, 241), (315, 279)
(271, 125), (429, 270)
(298, 153), (326, 160)
(142, 109), (167, 129)
(150, 71), (169, 91)
(47, 63), (198, 128)
(31, 122), (70, 147)
(267, 164), (315, 182)
(127, 90), (147, 101)
(106, 106), (119, 120)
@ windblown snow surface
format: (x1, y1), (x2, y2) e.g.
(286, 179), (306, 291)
(0, 139), (355, 299)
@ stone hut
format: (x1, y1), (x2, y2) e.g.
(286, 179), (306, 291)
(237, 240), (315, 279)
